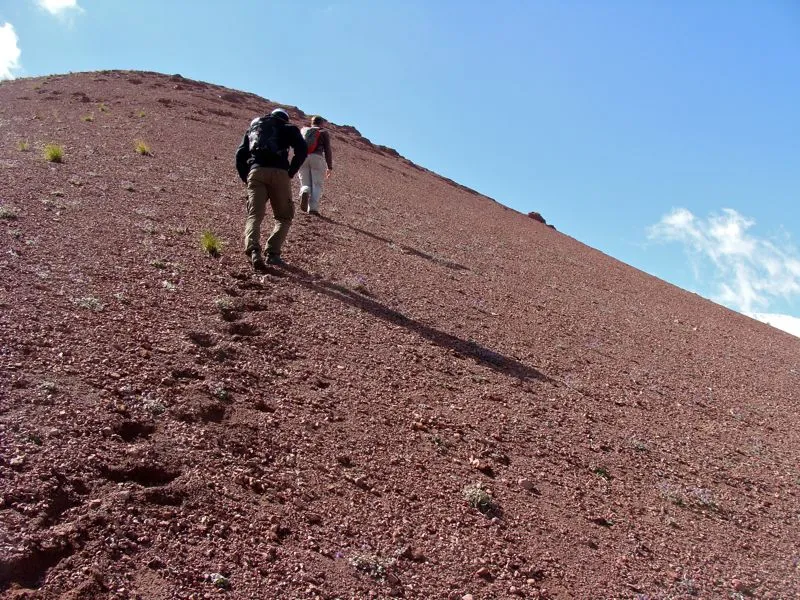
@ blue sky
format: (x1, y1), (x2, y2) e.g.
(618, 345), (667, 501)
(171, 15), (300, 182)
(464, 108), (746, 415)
(2, 0), (799, 335)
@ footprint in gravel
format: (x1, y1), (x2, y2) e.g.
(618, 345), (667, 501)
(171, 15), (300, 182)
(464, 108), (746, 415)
(140, 486), (186, 507)
(113, 419), (155, 442)
(99, 460), (180, 487)
(0, 542), (75, 590)
(187, 331), (217, 348)
(227, 322), (260, 337)
(171, 395), (228, 424)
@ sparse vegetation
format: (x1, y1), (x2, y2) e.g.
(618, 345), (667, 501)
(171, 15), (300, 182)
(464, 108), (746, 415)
(214, 297), (234, 312)
(462, 482), (497, 515)
(162, 280), (177, 292)
(98, 102), (109, 112)
(137, 109), (146, 118)
(16, 140), (30, 152)
(657, 481), (719, 512)
(134, 140), (152, 156)
(72, 296), (104, 311)
(592, 465), (612, 480)
(688, 486), (719, 510)
(206, 573), (230, 589)
(349, 552), (393, 580)
(214, 297), (237, 321)
(657, 481), (685, 506)
(81, 114), (94, 122)
(0, 206), (19, 220)
(200, 230), (222, 257)
(39, 381), (57, 393)
(150, 259), (167, 269)
(213, 387), (230, 401)
(43, 144), (64, 163)
(431, 434), (451, 455)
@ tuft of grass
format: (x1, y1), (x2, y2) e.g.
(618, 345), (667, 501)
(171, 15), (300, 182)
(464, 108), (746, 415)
(688, 486), (719, 511)
(657, 481), (685, 507)
(98, 102), (109, 112)
(0, 206), (19, 220)
(200, 230), (222, 257)
(137, 109), (146, 118)
(72, 296), (104, 311)
(39, 381), (57, 393)
(142, 394), (166, 415)
(43, 144), (64, 163)
(150, 259), (167, 270)
(16, 140), (30, 152)
(81, 114), (94, 122)
(462, 483), (497, 515)
(134, 140), (152, 156)
(349, 553), (393, 580)
(592, 466), (612, 480)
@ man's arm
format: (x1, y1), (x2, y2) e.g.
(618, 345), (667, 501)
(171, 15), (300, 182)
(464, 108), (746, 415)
(287, 128), (308, 178)
(321, 130), (333, 171)
(235, 134), (251, 183)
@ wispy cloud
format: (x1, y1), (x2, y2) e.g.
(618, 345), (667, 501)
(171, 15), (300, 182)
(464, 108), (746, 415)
(35, 0), (83, 17)
(648, 207), (800, 316)
(0, 23), (22, 80)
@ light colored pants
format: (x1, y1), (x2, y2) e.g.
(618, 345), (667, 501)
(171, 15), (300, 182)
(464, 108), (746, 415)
(244, 167), (294, 256)
(298, 153), (327, 212)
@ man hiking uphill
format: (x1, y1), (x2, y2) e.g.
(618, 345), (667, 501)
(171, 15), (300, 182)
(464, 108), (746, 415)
(236, 108), (307, 270)
(298, 115), (333, 216)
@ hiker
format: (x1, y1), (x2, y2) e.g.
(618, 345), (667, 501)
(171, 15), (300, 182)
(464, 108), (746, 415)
(236, 108), (308, 269)
(298, 115), (333, 216)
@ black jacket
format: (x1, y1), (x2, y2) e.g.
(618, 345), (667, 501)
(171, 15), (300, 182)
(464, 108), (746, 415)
(235, 117), (308, 182)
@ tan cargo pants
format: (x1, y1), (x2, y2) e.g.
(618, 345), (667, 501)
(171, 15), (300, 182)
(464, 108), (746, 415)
(244, 167), (294, 257)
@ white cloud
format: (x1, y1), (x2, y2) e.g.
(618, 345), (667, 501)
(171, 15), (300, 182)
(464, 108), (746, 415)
(648, 208), (800, 315)
(36, 0), (82, 16)
(0, 23), (22, 80)
(748, 312), (800, 339)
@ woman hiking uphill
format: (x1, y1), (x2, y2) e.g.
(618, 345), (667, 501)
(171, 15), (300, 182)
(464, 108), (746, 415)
(298, 115), (333, 216)
(236, 108), (308, 270)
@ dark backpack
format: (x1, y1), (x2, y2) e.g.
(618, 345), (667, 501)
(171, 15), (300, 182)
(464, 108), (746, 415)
(303, 127), (322, 153)
(247, 116), (283, 157)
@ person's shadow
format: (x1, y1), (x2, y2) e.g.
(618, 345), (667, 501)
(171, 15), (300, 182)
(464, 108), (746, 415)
(284, 265), (550, 384)
(318, 216), (470, 272)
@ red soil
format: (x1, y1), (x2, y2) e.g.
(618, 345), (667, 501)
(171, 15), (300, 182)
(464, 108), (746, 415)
(1, 71), (798, 599)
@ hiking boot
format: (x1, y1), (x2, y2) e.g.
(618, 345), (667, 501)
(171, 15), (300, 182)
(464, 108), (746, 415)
(250, 250), (266, 271)
(300, 191), (309, 212)
(309, 209), (321, 217)
(266, 253), (287, 267)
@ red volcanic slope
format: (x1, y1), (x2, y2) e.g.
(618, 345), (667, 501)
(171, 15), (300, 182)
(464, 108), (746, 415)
(1, 71), (799, 599)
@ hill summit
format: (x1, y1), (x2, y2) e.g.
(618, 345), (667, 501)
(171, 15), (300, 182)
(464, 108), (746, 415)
(1, 70), (798, 598)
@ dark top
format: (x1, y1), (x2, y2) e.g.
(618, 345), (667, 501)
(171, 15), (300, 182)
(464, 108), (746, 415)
(235, 118), (308, 182)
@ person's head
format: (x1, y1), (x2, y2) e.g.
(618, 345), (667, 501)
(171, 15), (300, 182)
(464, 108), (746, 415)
(311, 115), (325, 127)
(270, 108), (290, 123)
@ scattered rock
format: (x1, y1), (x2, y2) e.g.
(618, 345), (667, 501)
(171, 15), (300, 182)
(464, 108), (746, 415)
(527, 211), (546, 224)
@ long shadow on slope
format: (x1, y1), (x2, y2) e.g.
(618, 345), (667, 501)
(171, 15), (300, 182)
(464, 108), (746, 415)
(320, 216), (470, 272)
(286, 266), (550, 383)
